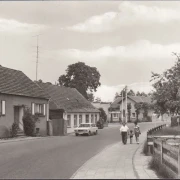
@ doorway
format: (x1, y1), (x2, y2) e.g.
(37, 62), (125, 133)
(14, 106), (24, 131)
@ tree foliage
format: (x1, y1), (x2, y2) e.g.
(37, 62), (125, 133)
(134, 102), (142, 121)
(151, 53), (180, 115)
(98, 108), (107, 122)
(87, 93), (94, 102)
(127, 103), (131, 122)
(58, 62), (101, 99)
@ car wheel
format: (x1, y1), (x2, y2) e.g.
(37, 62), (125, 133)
(75, 133), (79, 136)
(88, 131), (92, 136)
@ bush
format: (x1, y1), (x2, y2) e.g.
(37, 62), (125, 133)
(149, 156), (175, 179)
(23, 108), (39, 136)
(10, 122), (19, 137)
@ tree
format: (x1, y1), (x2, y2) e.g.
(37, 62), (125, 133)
(127, 89), (135, 96)
(151, 53), (180, 117)
(58, 62), (101, 99)
(127, 103), (132, 122)
(136, 91), (141, 96)
(87, 93), (94, 102)
(114, 92), (120, 101)
(98, 108), (107, 122)
(141, 102), (149, 118)
(140, 92), (148, 97)
(134, 102), (142, 121)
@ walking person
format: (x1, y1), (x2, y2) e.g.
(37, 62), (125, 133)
(134, 121), (141, 144)
(129, 130), (134, 144)
(120, 121), (129, 145)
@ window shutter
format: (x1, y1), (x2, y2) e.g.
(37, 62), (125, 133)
(43, 104), (46, 116)
(32, 103), (35, 115)
(1, 101), (5, 115)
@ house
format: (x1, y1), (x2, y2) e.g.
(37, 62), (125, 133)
(109, 95), (153, 122)
(37, 82), (100, 134)
(91, 101), (111, 122)
(0, 65), (49, 138)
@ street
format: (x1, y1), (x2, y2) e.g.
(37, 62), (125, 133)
(0, 122), (160, 179)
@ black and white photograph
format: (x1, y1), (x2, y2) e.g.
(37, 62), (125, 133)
(0, 1), (180, 179)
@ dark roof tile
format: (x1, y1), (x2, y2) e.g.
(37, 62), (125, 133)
(0, 66), (49, 99)
(38, 82), (100, 113)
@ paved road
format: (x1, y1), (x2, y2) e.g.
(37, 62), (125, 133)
(0, 122), (161, 179)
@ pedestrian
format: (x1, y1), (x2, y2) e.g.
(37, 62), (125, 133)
(129, 130), (134, 144)
(120, 121), (129, 145)
(134, 121), (141, 144)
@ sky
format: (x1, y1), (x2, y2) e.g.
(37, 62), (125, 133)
(0, 1), (180, 102)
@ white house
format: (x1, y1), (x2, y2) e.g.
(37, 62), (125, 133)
(109, 95), (154, 122)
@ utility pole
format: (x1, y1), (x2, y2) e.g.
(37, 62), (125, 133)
(121, 90), (123, 122)
(125, 86), (128, 123)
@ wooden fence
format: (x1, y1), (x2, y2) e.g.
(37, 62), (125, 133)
(153, 138), (180, 178)
(147, 124), (167, 154)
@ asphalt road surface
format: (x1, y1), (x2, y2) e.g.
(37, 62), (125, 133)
(0, 122), (161, 179)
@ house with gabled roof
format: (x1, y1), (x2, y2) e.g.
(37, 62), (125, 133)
(0, 65), (49, 138)
(37, 82), (100, 134)
(109, 95), (153, 122)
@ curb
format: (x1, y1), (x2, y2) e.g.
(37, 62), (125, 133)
(70, 142), (118, 179)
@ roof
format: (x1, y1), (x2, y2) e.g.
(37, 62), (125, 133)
(0, 65), (49, 99)
(110, 96), (123, 109)
(109, 95), (152, 110)
(37, 82), (100, 113)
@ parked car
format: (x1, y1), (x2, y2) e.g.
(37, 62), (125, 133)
(74, 123), (98, 136)
(96, 121), (104, 129)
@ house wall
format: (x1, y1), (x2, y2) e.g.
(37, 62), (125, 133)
(0, 93), (48, 138)
(109, 97), (154, 122)
(63, 112), (100, 129)
(92, 102), (111, 121)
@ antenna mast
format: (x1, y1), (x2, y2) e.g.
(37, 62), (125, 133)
(36, 35), (39, 81)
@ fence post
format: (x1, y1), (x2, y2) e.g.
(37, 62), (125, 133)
(160, 140), (163, 164)
(178, 144), (180, 178)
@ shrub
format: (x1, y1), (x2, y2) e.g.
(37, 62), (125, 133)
(23, 108), (39, 136)
(10, 122), (19, 137)
(149, 156), (175, 179)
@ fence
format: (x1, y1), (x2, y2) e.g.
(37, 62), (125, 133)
(147, 124), (166, 154)
(153, 138), (180, 178)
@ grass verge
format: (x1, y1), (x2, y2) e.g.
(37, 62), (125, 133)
(149, 156), (176, 179)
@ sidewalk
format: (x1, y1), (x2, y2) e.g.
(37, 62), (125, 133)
(71, 130), (158, 179)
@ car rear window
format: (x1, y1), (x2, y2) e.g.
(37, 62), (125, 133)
(79, 124), (90, 127)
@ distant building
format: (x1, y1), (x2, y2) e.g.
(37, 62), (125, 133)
(91, 102), (111, 121)
(109, 95), (154, 122)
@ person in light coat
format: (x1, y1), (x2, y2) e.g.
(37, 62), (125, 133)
(120, 121), (129, 145)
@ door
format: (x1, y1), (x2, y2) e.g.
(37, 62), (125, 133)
(14, 106), (20, 128)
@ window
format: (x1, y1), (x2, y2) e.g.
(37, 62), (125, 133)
(32, 103), (45, 116)
(74, 115), (77, 127)
(32, 103), (35, 115)
(113, 113), (118, 118)
(1, 101), (5, 115)
(79, 124), (90, 127)
(79, 115), (82, 125)
(91, 114), (94, 123)
(86, 114), (89, 123)
(67, 115), (71, 127)
(132, 113), (136, 118)
(95, 114), (97, 123)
